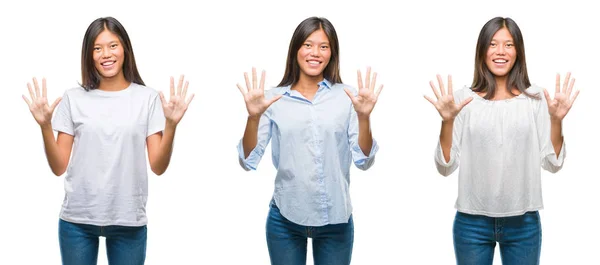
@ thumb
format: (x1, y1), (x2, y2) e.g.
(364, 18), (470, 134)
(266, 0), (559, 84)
(458, 97), (473, 111)
(50, 97), (62, 112)
(343, 88), (355, 102)
(267, 95), (283, 107)
(543, 89), (551, 105)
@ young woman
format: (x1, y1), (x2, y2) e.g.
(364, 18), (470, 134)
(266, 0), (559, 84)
(424, 17), (579, 265)
(22, 17), (194, 265)
(236, 16), (383, 265)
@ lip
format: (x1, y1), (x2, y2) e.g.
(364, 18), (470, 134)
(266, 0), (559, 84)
(306, 59), (322, 68)
(491, 58), (509, 67)
(100, 60), (117, 70)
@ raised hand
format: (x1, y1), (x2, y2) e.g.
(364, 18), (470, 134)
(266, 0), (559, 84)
(22, 77), (62, 126)
(159, 75), (195, 125)
(344, 67), (383, 117)
(544, 72), (580, 121)
(424, 74), (472, 121)
(236, 67), (282, 118)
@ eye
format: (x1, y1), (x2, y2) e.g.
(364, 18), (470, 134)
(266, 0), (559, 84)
(93, 47), (101, 52)
(490, 43), (497, 48)
(320, 45), (329, 50)
(110, 43), (118, 49)
(506, 43), (514, 48)
(304, 43), (311, 48)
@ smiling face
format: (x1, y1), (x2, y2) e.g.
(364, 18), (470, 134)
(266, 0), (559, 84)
(485, 27), (516, 77)
(296, 28), (331, 80)
(93, 29), (125, 80)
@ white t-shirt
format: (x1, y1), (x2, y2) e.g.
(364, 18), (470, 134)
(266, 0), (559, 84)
(435, 85), (565, 217)
(52, 82), (165, 226)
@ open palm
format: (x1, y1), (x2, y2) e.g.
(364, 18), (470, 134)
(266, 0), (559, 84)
(160, 75), (194, 125)
(544, 72), (580, 121)
(424, 74), (472, 121)
(22, 77), (62, 126)
(236, 67), (282, 118)
(344, 67), (383, 117)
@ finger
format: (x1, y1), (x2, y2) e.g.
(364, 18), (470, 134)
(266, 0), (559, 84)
(343, 88), (356, 103)
(170, 76), (175, 96)
(448, 75), (453, 96)
(571, 90), (580, 105)
(50, 97), (62, 112)
(252, 67), (257, 90)
(267, 95), (283, 106)
(159, 91), (168, 106)
(237, 83), (247, 96)
(370, 72), (378, 91)
(365, 67), (372, 89)
(555, 73), (560, 94)
(543, 89), (551, 105)
(33, 77), (40, 97)
(244, 72), (251, 91)
(423, 95), (436, 106)
(186, 93), (195, 105)
(429, 80), (441, 100)
(22, 95), (32, 107)
(375, 84), (383, 98)
(567, 78), (575, 97)
(562, 72), (571, 93)
(27, 83), (35, 100)
(177, 75), (184, 95)
(458, 97), (473, 110)
(182, 80), (189, 98)
(436, 74), (446, 96)
(260, 70), (266, 91)
(42, 78), (47, 99)
(357, 70), (363, 89)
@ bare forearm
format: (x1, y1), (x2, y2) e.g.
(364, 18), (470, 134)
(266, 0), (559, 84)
(151, 122), (177, 175)
(357, 115), (373, 156)
(440, 119), (454, 163)
(41, 124), (67, 176)
(551, 118), (563, 157)
(242, 116), (260, 158)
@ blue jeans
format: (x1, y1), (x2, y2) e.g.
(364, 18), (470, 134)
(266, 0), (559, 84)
(453, 211), (542, 265)
(265, 201), (354, 265)
(58, 219), (147, 265)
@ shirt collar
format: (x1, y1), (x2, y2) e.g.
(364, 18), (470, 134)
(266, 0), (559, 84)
(281, 78), (333, 95)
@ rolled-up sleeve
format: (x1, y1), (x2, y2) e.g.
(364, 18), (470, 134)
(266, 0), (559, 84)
(347, 107), (379, 171)
(434, 113), (463, 177)
(237, 112), (272, 171)
(535, 91), (566, 173)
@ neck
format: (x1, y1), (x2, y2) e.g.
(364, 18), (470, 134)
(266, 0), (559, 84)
(99, 73), (130, 91)
(292, 74), (323, 94)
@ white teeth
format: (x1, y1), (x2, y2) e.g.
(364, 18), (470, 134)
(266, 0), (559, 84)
(308, 61), (320, 65)
(102, 61), (115, 66)
(494, 59), (507, 63)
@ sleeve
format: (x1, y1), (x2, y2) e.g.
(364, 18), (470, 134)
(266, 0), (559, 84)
(434, 89), (465, 176)
(534, 89), (565, 173)
(237, 111), (273, 171)
(147, 93), (166, 137)
(51, 92), (74, 135)
(347, 88), (379, 171)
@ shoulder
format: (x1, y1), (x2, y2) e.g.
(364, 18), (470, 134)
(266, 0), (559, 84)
(524, 84), (544, 98)
(453, 86), (475, 102)
(129, 83), (160, 97)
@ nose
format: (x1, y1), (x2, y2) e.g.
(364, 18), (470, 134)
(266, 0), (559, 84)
(101, 47), (111, 58)
(495, 44), (506, 55)
(310, 45), (320, 57)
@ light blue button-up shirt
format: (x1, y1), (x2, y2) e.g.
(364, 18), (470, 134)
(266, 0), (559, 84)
(237, 79), (378, 226)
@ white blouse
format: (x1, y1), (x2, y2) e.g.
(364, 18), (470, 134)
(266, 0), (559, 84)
(435, 85), (565, 217)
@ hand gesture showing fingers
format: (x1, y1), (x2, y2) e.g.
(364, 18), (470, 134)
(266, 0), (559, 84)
(160, 75), (195, 125)
(424, 74), (472, 121)
(22, 77), (62, 126)
(344, 66), (383, 118)
(544, 72), (580, 121)
(237, 67), (282, 119)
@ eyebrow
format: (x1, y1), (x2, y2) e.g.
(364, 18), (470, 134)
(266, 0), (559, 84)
(491, 39), (514, 42)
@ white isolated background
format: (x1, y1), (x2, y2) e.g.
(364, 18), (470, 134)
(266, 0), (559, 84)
(0, 0), (597, 264)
